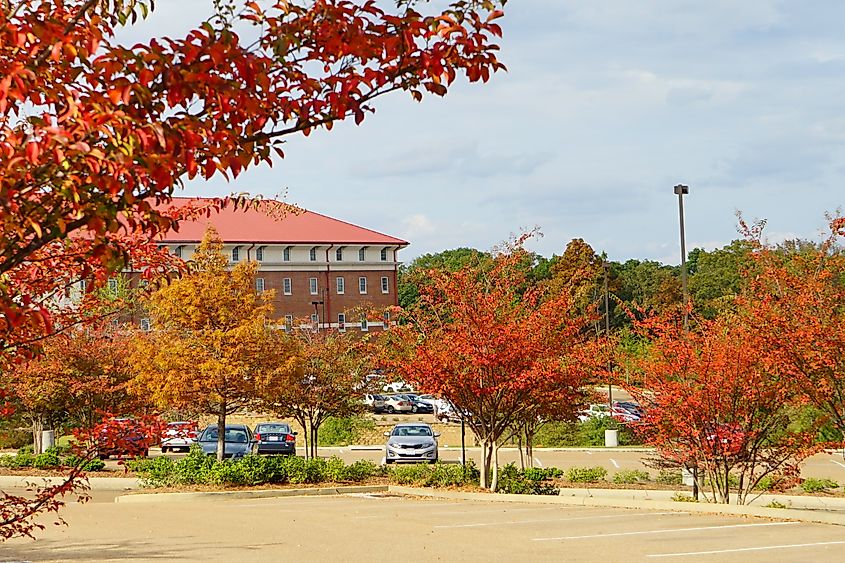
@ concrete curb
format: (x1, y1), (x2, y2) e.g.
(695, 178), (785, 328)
(115, 485), (389, 503)
(386, 486), (845, 527)
(0, 475), (139, 491)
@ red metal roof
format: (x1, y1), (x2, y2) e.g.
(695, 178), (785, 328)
(159, 198), (408, 246)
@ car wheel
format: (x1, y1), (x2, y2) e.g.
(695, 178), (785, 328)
(161, 446), (168, 454)
(412, 405), (418, 413)
(385, 459), (393, 464)
(98, 453), (109, 460)
(386, 406), (395, 414)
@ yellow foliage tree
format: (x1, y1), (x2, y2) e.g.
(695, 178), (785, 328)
(131, 226), (294, 460)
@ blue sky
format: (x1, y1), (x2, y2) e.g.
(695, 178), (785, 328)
(123, 1), (845, 263)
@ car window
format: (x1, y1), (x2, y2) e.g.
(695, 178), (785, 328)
(225, 429), (249, 443)
(257, 424), (290, 433)
(203, 428), (218, 441)
(392, 426), (432, 437)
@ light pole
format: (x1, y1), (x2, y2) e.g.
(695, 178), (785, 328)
(311, 300), (323, 330)
(603, 261), (612, 413)
(674, 184), (690, 332)
(674, 183), (697, 499)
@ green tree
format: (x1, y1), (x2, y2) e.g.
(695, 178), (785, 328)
(398, 248), (492, 308)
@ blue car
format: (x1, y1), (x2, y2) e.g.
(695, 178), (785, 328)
(196, 424), (254, 458)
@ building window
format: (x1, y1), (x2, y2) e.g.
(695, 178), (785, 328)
(338, 313), (346, 332)
(174, 245), (183, 259)
(140, 318), (151, 332)
(256, 246), (265, 261)
(383, 310), (391, 326)
(358, 248), (366, 261)
(360, 315), (368, 332)
(336, 277), (345, 294)
(381, 276), (389, 294)
(380, 248), (388, 261)
(309, 278), (318, 295)
(359, 277), (367, 294)
(335, 247), (343, 261)
(309, 247), (317, 261)
(79, 279), (87, 293)
(108, 278), (118, 293)
(285, 315), (293, 331)
(256, 278), (265, 292)
(232, 247), (240, 262)
(311, 313), (318, 326)
(283, 247), (291, 262)
(283, 278), (292, 295)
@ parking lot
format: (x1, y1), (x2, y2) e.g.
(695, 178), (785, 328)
(4, 491), (845, 561)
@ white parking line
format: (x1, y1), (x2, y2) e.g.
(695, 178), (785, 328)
(427, 507), (562, 516)
(436, 512), (682, 530)
(648, 541), (845, 558)
(534, 457), (543, 468)
(532, 521), (799, 541)
(831, 459), (845, 469)
(610, 458), (620, 468)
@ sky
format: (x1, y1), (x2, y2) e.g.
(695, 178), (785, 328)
(120, 1), (845, 264)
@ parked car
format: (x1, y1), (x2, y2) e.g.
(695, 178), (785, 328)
(97, 418), (150, 459)
(160, 421), (198, 453)
(415, 394), (439, 409)
(253, 422), (297, 455)
(382, 395), (413, 414)
(364, 394), (386, 413)
(577, 404), (610, 422)
(382, 381), (414, 393)
(384, 423), (439, 464)
(196, 424), (254, 458)
(434, 400), (470, 423)
(397, 394), (433, 414)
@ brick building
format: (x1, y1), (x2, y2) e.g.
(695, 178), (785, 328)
(159, 198), (408, 332)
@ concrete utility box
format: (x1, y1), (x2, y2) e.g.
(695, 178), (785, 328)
(682, 467), (695, 486)
(604, 429), (619, 447)
(41, 430), (55, 453)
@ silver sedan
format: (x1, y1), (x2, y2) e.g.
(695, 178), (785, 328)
(384, 423), (439, 464)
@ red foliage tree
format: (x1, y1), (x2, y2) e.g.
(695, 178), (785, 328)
(623, 312), (822, 505)
(387, 238), (599, 491)
(1, 0), (507, 538)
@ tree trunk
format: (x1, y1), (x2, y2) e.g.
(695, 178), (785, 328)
(32, 416), (44, 454)
(310, 422), (318, 459)
(491, 443), (500, 492)
(517, 433), (525, 470)
(526, 430), (534, 469)
(301, 418), (311, 459)
(480, 441), (489, 489)
(216, 402), (226, 461)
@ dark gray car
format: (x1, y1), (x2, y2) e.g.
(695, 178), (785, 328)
(384, 423), (439, 464)
(197, 424), (254, 458)
(253, 422), (297, 455)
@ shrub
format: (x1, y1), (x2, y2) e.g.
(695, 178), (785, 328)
(655, 470), (683, 485)
(497, 463), (559, 495)
(61, 454), (106, 472)
(566, 466), (607, 483)
(32, 450), (61, 469)
(318, 417), (375, 446)
(131, 456), (177, 487)
(765, 500), (788, 509)
(801, 478), (839, 494)
(389, 462), (479, 488)
(532, 422), (581, 447)
(671, 492), (697, 502)
(523, 467), (563, 481)
(577, 417), (640, 447)
(17, 444), (34, 455)
(0, 452), (34, 468)
(612, 469), (650, 484)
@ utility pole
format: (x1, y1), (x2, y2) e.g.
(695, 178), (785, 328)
(604, 261), (612, 412)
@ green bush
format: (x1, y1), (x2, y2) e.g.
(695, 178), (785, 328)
(532, 419), (642, 448)
(801, 478), (839, 494)
(671, 492), (697, 502)
(566, 466), (608, 483)
(61, 454), (106, 472)
(17, 444), (35, 455)
(32, 450), (61, 469)
(522, 467), (563, 481)
(655, 470), (683, 485)
(612, 469), (650, 484)
(0, 452), (34, 468)
(497, 463), (559, 495)
(532, 422), (581, 447)
(318, 417), (376, 446)
(389, 462), (479, 488)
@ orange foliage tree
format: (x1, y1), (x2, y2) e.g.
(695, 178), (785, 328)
(623, 312), (822, 505)
(739, 217), (845, 438)
(387, 238), (599, 491)
(258, 327), (373, 459)
(130, 227), (287, 460)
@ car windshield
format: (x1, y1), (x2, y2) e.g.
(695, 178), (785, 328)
(203, 428), (249, 443)
(257, 424), (290, 433)
(392, 426), (432, 437)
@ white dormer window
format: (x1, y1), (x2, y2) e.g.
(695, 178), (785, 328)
(232, 247), (240, 262)
(310, 247), (317, 262)
(358, 247), (366, 261)
(256, 246), (265, 261)
(380, 248), (388, 261)
(335, 247), (343, 261)
(283, 247), (291, 261)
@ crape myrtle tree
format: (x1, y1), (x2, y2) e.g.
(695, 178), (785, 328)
(130, 227), (290, 461)
(387, 236), (599, 491)
(0, 0), (507, 538)
(623, 311), (822, 505)
(739, 216), (845, 441)
(258, 325), (373, 459)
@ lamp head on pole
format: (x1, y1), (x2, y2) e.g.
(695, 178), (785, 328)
(673, 184), (689, 195)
